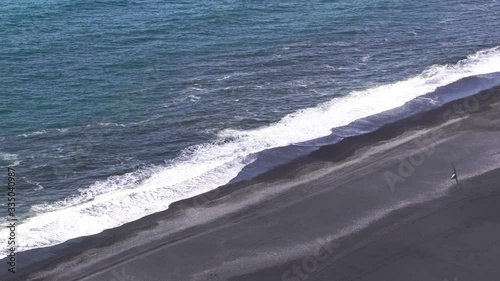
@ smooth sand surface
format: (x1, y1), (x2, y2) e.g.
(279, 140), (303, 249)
(3, 87), (500, 281)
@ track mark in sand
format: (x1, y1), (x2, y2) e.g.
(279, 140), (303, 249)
(488, 151), (500, 157)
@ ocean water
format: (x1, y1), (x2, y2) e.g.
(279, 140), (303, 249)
(1, 0), (500, 253)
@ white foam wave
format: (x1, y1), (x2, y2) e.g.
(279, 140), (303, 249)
(97, 122), (127, 127)
(17, 130), (48, 138)
(0, 152), (20, 168)
(16, 127), (72, 138)
(2, 46), (500, 254)
(220, 47), (500, 147)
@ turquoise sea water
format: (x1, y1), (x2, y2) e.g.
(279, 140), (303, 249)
(1, 0), (500, 252)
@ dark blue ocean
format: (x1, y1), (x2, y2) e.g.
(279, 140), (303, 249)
(1, 0), (500, 253)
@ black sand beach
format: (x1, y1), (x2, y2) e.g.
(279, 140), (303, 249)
(3, 86), (500, 281)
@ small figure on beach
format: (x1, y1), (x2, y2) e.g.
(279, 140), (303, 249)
(451, 161), (459, 186)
